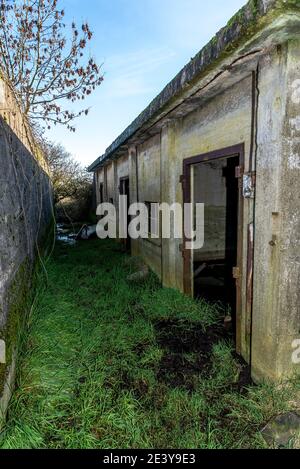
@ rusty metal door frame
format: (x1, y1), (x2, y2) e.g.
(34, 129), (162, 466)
(181, 143), (245, 352)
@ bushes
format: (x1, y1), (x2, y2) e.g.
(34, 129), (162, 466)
(43, 141), (93, 223)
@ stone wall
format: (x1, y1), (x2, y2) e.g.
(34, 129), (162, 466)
(0, 79), (53, 419)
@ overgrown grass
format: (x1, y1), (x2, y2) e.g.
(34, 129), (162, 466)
(0, 239), (299, 449)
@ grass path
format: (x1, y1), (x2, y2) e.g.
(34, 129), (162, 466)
(1, 239), (299, 449)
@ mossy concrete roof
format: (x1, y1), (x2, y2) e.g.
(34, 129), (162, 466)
(88, 0), (300, 172)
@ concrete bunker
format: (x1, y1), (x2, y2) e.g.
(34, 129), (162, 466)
(89, 0), (300, 383)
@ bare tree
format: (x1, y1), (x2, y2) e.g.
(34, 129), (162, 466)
(0, 0), (103, 131)
(42, 140), (91, 204)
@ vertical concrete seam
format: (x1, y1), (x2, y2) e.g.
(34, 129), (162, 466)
(159, 128), (164, 285)
(250, 62), (260, 373)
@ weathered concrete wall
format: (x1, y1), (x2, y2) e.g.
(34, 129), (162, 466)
(137, 134), (162, 279)
(0, 79), (53, 419)
(117, 155), (129, 182)
(135, 84), (252, 285)
(252, 41), (300, 382)
(128, 146), (139, 257)
(95, 75), (253, 359)
(106, 162), (115, 204)
(161, 75), (252, 295)
(93, 41), (300, 383)
(160, 75), (253, 363)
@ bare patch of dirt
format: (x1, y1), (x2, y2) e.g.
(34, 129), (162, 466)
(157, 352), (211, 390)
(103, 319), (252, 398)
(155, 319), (226, 353)
(154, 319), (228, 390)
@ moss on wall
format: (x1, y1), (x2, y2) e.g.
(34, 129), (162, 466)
(0, 259), (33, 395)
(0, 220), (54, 397)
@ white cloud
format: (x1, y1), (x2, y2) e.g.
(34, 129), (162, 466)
(102, 46), (176, 98)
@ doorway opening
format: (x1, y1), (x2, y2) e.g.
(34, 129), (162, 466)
(193, 155), (239, 329)
(99, 183), (104, 204)
(182, 144), (244, 346)
(119, 177), (131, 252)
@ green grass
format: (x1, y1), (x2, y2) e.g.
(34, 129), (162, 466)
(0, 239), (299, 449)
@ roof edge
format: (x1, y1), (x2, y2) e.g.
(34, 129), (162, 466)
(88, 0), (300, 172)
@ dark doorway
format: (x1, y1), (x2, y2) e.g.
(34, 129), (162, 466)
(192, 155), (239, 328)
(119, 177), (131, 252)
(182, 144), (244, 348)
(99, 183), (104, 204)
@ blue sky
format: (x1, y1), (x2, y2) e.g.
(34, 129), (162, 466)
(47, 0), (247, 167)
